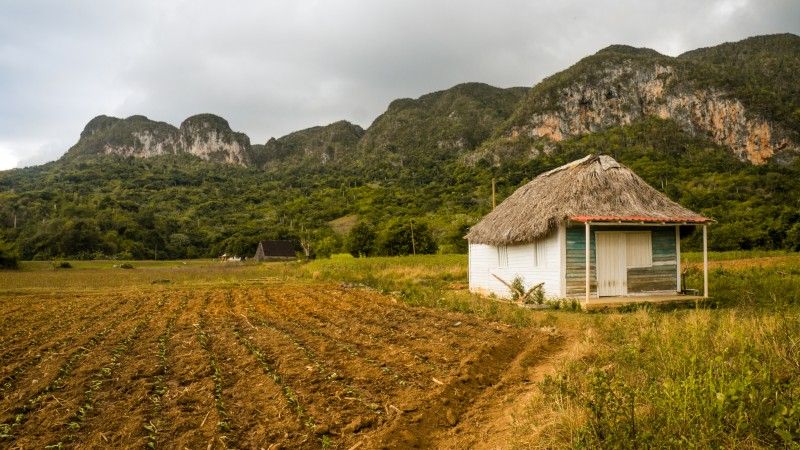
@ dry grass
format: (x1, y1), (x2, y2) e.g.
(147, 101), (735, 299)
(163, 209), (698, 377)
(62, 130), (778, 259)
(327, 214), (359, 236)
(0, 260), (297, 296)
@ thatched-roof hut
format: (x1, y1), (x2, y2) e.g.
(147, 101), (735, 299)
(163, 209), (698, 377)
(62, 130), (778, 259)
(466, 155), (712, 303)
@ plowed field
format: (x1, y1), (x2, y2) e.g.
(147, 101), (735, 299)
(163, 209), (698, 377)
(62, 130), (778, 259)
(0, 284), (549, 449)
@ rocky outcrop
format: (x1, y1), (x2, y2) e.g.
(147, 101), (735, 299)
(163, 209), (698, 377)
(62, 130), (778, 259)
(358, 83), (528, 158)
(255, 120), (365, 169)
(179, 114), (251, 166)
(66, 114), (252, 166)
(506, 61), (795, 164)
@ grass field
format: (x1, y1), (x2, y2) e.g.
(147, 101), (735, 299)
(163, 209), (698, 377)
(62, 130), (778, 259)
(1, 251), (799, 448)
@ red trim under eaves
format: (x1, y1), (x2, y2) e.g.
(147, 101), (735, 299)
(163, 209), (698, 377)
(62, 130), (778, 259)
(570, 215), (711, 223)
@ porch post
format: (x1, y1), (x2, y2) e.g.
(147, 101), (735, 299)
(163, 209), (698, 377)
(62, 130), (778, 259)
(703, 224), (708, 298)
(585, 221), (590, 303)
(467, 240), (471, 292)
(675, 225), (681, 293)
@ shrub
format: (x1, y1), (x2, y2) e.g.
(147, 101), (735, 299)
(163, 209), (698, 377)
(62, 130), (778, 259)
(375, 218), (437, 256)
(119, 263), (134, 269)
(54, 261), (72, 269)
(508, 276), (544, 304)
(0, 241), (18, 270)
(314, 236), (339, 259)
(346, 222), (376, 257)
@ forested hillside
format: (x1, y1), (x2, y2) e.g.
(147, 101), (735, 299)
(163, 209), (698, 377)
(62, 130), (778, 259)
(0, 34), (798, 260)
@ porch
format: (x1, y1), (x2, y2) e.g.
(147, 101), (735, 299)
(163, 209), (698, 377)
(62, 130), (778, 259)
(573, 219), (710, 302)
(582, 293), (707, 311)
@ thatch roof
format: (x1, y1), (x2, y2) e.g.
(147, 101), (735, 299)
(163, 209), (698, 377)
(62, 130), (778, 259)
(466, 155), (711, 245)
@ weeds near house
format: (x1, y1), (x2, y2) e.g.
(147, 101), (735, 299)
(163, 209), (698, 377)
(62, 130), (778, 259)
(538, 310), (800, 448)
(506, 276), (544, 304)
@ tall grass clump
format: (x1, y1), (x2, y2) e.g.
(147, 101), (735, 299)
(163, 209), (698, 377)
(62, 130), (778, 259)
(684, 263), (800, 308)
(539, 309), (800, 448)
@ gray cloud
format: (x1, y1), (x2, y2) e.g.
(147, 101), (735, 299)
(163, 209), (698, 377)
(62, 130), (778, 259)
(1, 0), (798, 169)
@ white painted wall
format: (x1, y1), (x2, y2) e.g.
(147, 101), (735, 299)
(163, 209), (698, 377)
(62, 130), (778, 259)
(468, 226), (563, 299)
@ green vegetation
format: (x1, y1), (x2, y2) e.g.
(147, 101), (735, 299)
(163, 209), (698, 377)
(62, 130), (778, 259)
(254, 120), (365, 169)
(2, 35), (799, 261)
(346, 222), (376, 257)
(2, 116), (799, 260)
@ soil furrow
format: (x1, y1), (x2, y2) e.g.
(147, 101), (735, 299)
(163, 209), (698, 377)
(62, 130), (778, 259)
(153, 291), (221, 449)
(262, 290), (442, 385)
(0, 296), (121, 383)
(61, 294), (187, 448)
(0, 298), (141, 444)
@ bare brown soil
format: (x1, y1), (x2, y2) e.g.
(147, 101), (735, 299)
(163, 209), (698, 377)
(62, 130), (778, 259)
(0, 284), (558, 449)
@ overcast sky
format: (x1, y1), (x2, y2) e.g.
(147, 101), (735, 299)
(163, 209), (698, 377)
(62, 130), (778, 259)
(0, 0), (798, 170)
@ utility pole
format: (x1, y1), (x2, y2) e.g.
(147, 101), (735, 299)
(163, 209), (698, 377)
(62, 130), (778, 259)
(410, 220), (416, 255)
(492, 178), (496, 209)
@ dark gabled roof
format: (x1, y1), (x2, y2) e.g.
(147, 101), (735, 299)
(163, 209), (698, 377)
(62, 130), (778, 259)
(259, 240), (296, 257)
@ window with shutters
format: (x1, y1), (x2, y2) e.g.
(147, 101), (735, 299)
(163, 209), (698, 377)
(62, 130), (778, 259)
(497, 245), (509, 268)
(626, 231), (653, 268)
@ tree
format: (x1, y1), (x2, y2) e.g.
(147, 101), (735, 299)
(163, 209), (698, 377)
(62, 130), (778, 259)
(443, 222), (471, 254)
(167, 233), (191, 259)
(786, 222), (800, 251)
(60, 219), (104, 259)
(347, 222), (376, 257)
(0, 239), (18, 270)
(376, 218), (437, 256)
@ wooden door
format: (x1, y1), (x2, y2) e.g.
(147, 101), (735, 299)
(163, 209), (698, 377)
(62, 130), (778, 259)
(596, 232), (627, 296)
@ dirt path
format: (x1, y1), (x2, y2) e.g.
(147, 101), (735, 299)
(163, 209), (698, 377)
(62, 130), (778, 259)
(363, 326), (582, 449)
(431, 328), (582, 449)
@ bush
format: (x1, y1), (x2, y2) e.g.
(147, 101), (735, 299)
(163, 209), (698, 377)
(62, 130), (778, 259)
(119, 263), (134, 269)
(375, 218), (437, 256)
(346, 222), (376, 257)
(0, 241), (18, 270)
(509, 276), (544, 304)
(314, 236), (340, 259)
(116, 251), (134, 260)
(54, 261), (72, 269)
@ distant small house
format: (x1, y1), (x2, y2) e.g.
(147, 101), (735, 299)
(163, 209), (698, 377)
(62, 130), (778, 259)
(465, 155), (712, 304)
(254, 240), (296, 261)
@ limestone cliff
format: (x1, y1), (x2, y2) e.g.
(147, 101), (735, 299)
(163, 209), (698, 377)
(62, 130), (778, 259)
(495, 37), (800, 164)
(66, 114), (252, 166)
(178, 114), (251, 166)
